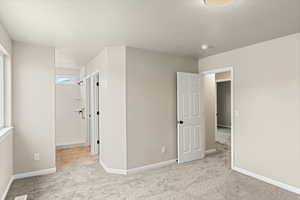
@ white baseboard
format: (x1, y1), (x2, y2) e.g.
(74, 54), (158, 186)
(205, 149), (217, 155)
(99, 159), (177, 175)
(127, 159), (177, 175)
(233, 167), (300, 195)
(99, 159), (127, 175)
(1, 168), (56, 200)
(13, 168), (56, 180)
(1, 176), (14, 200)
(56, 142), (89, 150)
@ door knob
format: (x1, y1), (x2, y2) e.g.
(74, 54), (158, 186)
(178, 120), (184, 124)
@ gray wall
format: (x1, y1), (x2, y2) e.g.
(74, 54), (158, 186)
(13, 41), (56, 174)
(126, 47), (198, 169)
(203, 74), (216, 150)
(199, 33), (300, 189)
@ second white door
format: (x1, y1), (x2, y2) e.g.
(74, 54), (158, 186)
(177, 72), (205, 163)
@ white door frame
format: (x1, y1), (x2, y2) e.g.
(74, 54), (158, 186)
(85, 77), (91, 146)
(202, 67), (234, 169)
(85, 71), (100, 156)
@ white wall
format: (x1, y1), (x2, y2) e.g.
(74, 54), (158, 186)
(0, 129), (13, 200)
(86, 50), (105, 75)
(199, 33), (300, 189)
(56, 68), (80, 76)
(0, 24), (11, 55)
(0, 23), (13, 200)
(13, 41), (56, 174)
(86, 46), (127, 170)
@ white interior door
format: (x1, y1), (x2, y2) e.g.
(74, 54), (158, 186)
(93, 74), (99, 155)
(55, 83), (84, 147)
(177, 72), (205, 163)
(86, 74), (100, 156)
(86, 78), (91, 146)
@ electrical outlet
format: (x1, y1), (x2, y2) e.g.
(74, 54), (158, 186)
(161, 146), (166, 153)
(34, 153), (40, 161)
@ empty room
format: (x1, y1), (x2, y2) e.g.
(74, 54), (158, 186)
(0, 0), (299, 200)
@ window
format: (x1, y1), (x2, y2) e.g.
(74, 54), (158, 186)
(56, 75), (79, 85)
(0, 54), (5, 128)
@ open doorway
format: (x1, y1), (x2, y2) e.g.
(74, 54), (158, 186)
(176, 70), (233, 166)
(55, 68), (98, 170)
(202, 68), (233, 168)
(215, 72), (232, 151)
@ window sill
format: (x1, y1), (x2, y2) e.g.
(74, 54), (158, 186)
(0, 126), (13, 143)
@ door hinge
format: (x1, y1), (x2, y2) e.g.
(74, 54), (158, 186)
(97, 140), (100, 144)
(96, 82), (99, 86)
(96, 111), (100, 115)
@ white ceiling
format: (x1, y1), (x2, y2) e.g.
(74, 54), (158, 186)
(0, 0), (299, 66)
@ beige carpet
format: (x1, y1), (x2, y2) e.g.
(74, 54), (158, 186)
(6, 148), (300, 200)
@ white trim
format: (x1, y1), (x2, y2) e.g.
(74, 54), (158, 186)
(1, 176), (13, 200)
(13, 168), (56, 180)
(216, 78), (231, 83)
(1, 168), (56, 199)
(123, 46), (128, 175)
(127, 159), (177, 175)
(99, 159), (177, 175)
(0, 126), (13, 143)
(202, 67), (232, 75)
(201, 67), (234, 169)
(205, 149), (217, 155)
(55, 66), (82, 70)
(56, 142), (88, 150)
(84, 72), (101, 156)
(233, 167), (300, 195)
(99, 159), (127, 175)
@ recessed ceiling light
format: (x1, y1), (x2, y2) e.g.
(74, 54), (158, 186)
(203, 0), (235, 6)
(201, 44), (209, 50)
